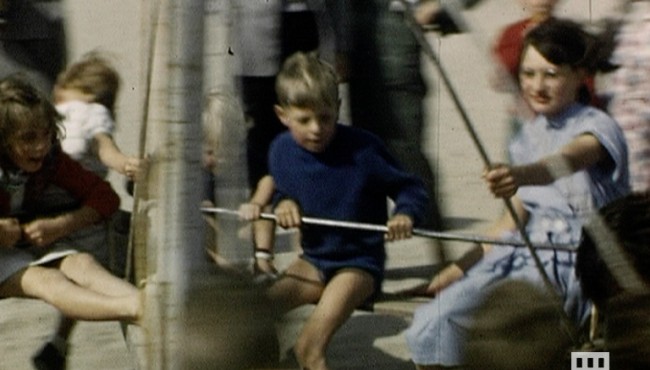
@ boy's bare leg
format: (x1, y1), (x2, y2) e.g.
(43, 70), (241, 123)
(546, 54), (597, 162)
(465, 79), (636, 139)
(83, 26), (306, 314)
(294, 268), (374, 370)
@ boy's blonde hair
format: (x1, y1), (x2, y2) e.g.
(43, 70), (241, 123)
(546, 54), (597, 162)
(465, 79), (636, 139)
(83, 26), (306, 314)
(55, 52), (120, 117)
(275, 51), (339, 109)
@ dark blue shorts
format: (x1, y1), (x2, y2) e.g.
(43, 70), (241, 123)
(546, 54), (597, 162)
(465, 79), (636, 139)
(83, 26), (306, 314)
(300, 253), (384, 304)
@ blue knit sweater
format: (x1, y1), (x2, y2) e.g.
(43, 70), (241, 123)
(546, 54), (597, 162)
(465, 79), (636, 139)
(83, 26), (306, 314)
(269, 124), (428, 268)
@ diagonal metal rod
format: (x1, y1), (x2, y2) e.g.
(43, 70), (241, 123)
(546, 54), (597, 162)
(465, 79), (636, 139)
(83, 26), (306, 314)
(400, 0), (578, 344)
(201, 206), (576, 251)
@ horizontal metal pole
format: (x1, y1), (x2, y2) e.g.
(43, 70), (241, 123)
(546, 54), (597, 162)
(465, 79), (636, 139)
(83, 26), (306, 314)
(201, 207), (577, 251)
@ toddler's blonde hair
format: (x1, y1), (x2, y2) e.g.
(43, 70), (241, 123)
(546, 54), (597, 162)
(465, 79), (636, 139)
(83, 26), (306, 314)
(202, 89), (246, 161)
(55, 52), (120, 117)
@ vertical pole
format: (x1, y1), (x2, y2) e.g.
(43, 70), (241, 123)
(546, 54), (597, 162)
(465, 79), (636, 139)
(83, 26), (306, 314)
(203, 0), (250, 266)
(143, 0), (205, 369)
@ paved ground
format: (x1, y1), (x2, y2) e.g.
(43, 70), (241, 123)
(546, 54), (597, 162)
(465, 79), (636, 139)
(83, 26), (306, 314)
(0, 1), (620, 369)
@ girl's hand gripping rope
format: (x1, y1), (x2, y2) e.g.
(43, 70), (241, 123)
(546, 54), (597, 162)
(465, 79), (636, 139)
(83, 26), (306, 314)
(483, 163), (520, 199)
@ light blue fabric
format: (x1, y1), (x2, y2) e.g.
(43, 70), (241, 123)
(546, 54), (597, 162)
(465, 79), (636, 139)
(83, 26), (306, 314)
(405, 104), (630, 366)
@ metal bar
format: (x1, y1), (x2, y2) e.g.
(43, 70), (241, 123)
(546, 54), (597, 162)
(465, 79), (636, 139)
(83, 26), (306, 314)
(201, 206), (577, 251)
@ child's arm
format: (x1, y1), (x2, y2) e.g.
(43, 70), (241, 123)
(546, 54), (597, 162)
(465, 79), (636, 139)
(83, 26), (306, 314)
(41, 151), (120, 248)
(483, 133), (608, 199)
(238, 175), (275, 221)
(239, 176), (277, 275)
(385, 213), (414, 241)
(21, 206), (102, 247)
(274, 199), (302, 229)
(0, 218), (22, 248)
(94, 133), (143, 179)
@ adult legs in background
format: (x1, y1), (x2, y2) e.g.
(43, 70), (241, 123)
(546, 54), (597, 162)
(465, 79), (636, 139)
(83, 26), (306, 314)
(349, 0), (444, 230)
(241, 76), (285, 191)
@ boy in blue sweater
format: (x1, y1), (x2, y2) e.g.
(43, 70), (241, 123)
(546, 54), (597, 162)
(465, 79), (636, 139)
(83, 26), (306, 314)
(266, 51), (428, 370)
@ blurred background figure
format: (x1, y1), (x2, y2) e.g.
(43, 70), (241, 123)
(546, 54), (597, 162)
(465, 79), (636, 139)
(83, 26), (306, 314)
(179, 269), (279, 370)
(605, 0), (650, 192)
(577, 191), (650, 369)
(465, 280), (573, 370)
(348, 0), (444, 231)
(200, 88), (249, 269)
(0, 0), (66, 92)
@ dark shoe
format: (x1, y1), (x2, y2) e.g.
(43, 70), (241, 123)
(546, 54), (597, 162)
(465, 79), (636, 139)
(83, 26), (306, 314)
(32, 342), (66, 370)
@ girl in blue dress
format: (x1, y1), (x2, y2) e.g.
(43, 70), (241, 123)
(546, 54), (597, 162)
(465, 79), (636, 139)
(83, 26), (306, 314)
(405, 18), (630, 369)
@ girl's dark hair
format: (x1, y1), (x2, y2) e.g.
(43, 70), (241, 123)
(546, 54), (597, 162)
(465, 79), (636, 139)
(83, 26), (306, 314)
(576, 192), (650, 308)
(0, 75), (63, 166)
(523, 18), (595, 70)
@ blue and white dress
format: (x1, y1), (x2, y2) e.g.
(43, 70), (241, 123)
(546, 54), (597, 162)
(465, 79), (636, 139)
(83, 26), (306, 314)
(405, 103), (630, 366)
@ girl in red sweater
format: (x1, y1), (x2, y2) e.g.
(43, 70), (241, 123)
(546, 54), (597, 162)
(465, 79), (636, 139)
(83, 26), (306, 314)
(0, 76), (141, 369)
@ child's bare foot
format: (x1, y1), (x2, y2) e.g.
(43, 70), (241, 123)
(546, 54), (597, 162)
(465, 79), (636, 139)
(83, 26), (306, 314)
(205, 248), (239, 272)
(253, 259), (278, 285)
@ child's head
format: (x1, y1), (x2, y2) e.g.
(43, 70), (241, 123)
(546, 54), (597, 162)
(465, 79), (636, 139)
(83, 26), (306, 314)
(274, 52), (340, 153)
(201, 89), (246, 173)
(0, 75), (63, 173)
(54, 52), (120, 117)
(576, 192), (650, 308)
(518, 18), (594, 116)
(518, 0), (559, 21)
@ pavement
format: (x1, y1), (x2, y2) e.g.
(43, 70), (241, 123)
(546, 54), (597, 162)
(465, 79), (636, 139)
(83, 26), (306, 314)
(0, 1), (621, 369)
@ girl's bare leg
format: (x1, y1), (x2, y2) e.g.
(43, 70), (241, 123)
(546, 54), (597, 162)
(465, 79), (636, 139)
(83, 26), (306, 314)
(42, 254), (141, 356)
(0, 265), (139, 321)
(58, 253), (139, 297)
(294, 268), (374, 370)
